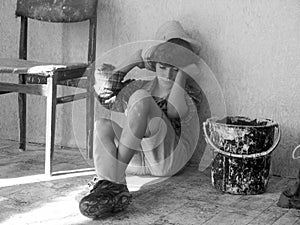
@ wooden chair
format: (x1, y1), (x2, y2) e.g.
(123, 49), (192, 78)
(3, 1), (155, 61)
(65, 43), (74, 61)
(0, 0), (98, 176)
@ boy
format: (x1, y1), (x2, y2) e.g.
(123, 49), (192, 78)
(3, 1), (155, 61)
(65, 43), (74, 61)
(79, 20), (202, 219)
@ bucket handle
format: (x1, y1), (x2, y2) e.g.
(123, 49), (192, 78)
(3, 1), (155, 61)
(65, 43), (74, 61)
(203, 121), (281, 159)
(292, 145), (300, 160)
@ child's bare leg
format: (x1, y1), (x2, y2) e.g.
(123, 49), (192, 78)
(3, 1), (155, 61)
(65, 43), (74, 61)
(93, 118), (125, 183)
(117, 90), (165, 171)
(93, 90), (165, 183)
(80, 118), (131, 219)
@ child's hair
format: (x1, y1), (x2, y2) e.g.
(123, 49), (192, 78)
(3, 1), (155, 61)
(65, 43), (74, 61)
(149, 38), (198, 68)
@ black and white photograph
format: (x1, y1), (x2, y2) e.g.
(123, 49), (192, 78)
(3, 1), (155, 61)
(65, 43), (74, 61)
(0, 0), (299, 224)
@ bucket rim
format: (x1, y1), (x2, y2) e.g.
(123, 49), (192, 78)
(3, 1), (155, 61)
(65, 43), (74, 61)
(203, 119), (281, 159)
(206, 116), (278, 128)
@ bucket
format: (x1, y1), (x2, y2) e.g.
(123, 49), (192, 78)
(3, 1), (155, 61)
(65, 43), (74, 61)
(203, 116), (281, 195)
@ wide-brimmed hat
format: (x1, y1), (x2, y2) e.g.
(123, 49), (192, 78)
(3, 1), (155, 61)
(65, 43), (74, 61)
(149, 41), (199, 69)
(155, 20), (201, 55)
(142, 20), (201, 71)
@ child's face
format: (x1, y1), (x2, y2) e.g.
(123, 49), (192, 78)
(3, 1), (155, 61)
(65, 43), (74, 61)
(155, 63), (179, 81)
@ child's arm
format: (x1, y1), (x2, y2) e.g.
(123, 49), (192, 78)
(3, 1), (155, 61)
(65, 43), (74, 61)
(167, 70), (188, 118)
(94, 49), (144, 108)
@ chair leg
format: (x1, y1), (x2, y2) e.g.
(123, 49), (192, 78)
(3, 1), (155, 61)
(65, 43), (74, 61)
(45, 76), (57, 176)
(18, 92), (26, 151)
(18, 74), (26, 151)
(86, 90), (94, 159)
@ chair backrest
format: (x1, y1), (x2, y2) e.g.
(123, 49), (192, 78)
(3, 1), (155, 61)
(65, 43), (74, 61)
(15, 0), (98, 64)
(16, 0), (98, 23)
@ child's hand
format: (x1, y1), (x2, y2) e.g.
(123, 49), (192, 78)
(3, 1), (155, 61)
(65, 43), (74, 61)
(174, 70), (187, 87)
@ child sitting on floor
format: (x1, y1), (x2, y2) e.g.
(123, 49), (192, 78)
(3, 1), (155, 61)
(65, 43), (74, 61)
(79, 20), (202, 219)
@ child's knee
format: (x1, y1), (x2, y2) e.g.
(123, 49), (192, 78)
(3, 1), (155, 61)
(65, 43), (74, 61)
(128, 89), (151, 106)
(127, 89), (152, 114)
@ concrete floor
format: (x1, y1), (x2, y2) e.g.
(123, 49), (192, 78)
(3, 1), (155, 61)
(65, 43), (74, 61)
(0, 139), (299, 225)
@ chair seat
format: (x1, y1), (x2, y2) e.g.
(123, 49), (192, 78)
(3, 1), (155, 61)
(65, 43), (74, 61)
(0, 58), (87, 75)
(0, 58), (88, 83)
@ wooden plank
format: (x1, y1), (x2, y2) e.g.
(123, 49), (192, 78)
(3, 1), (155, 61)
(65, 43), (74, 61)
(227, 194), (275, 212)
(0, 58), (87, 79)
(271, 209), (300, 225)
(56, 66), (87, 81)
(155, 200), (222, 225)
(203, 207), (261, 225)
(58, 78), (87, 88)
(247, 206), (288, 225)
(86, 15), (97, 160)
(86, 78), (94, 159)
(16, 0), (98, 23)
(0, 91), (11, 95)
(44, 76), (57, 176)
(0, 82), (47, 95)
(18, 74), (27, 151)
(56, 92), (87, 104)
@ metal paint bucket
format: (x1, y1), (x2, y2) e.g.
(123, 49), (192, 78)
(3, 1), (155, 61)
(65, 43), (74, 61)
(203, 116), (281, 195)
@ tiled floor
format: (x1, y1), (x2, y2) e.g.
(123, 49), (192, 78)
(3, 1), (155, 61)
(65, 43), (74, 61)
(0, 139), (299, 225)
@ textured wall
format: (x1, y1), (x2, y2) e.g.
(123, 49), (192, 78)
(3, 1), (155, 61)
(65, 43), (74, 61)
(0, 0), (299, 177)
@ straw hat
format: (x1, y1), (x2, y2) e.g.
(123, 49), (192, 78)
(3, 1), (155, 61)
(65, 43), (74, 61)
(155, 20), (201, 55)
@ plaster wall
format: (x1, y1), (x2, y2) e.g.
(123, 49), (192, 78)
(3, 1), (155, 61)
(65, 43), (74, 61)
(0, 0), (299, 177)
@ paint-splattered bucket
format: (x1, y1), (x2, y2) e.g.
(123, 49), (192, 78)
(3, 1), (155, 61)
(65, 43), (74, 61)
(203, 116), (281, 195)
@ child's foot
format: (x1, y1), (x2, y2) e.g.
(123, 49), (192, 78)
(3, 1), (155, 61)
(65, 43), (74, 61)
(79, 179), (132, 219)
